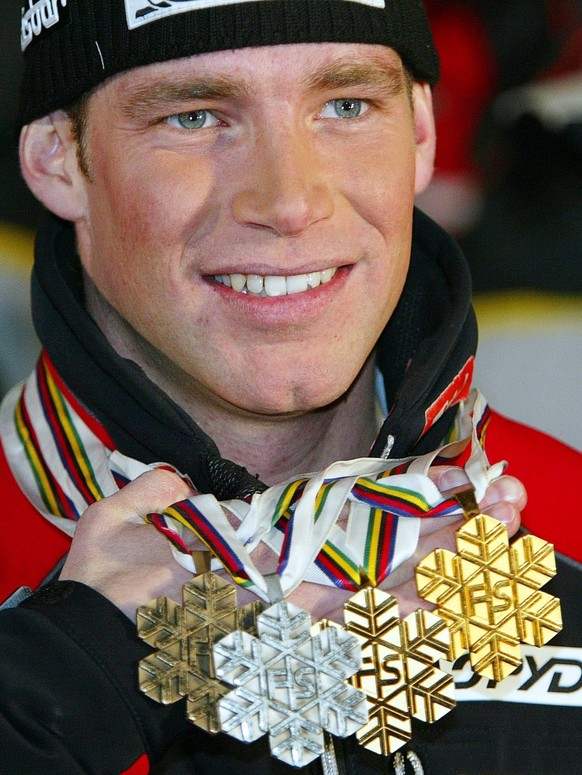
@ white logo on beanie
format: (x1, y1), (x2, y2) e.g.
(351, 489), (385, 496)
(125, 0), (385, 32)
(21, 0), (68, 51)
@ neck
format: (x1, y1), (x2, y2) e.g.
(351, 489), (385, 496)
(187, 358), (380, 485)
(86, 279), (380, 485)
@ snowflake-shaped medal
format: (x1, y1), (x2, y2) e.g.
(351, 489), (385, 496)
(415, 488), (562, 681)
(213, 600), (368, 768)
(137, 571), (262, 733)
(341, 586), (455, 756)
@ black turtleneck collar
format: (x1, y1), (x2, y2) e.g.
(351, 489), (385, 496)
(372, 209), (477, 458)
(30, 208), (477, 496)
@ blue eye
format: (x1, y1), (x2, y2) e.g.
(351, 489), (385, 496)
(165, 110), (218, 130)
(320, 99), (368, 120)
(333, 99), (363, 118)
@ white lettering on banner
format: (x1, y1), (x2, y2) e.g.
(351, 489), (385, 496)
(125, 0), (386, 32)
(446, 645), (582, 707)
(21, 0), (68, 51)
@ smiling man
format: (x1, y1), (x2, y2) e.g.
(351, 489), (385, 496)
(47, 42), (435, 484)
(0, 1), (581, 774)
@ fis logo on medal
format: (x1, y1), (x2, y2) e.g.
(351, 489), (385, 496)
(125, 0), (386, 32)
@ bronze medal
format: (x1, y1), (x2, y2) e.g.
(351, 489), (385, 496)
(137, 553), (263, 733)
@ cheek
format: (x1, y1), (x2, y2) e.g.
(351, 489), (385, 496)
(107, 165), (185, 249)
(83, 151), (219, 294)
(351, 142), (416, 320)
(93, 137), (218, 237)
(342, 132), (417, 229)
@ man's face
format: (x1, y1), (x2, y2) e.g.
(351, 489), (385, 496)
(69, 43), (434, 417)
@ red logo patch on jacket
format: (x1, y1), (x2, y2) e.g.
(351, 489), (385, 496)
(424, 356), (475, 434)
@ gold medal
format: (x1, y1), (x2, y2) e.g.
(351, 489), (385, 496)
(340, 583), (455, 756)
(137, 553), (263, 733)
(415, 488), (562, 681)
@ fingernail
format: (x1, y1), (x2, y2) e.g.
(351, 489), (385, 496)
(438, 468), (469, 492)
(486, 501), (515, 526)
(481, 478), (521, 507)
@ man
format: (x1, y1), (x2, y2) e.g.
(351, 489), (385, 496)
(1, 1), (580, 773)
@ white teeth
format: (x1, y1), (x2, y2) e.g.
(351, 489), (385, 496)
(306, 272), (321, 289)
(264, 275), (287, 297)
(286, 274), (309, 295)
(215, 267), (338, 296)
(230, 273), (246, 292)
(246, 274), (264, 294)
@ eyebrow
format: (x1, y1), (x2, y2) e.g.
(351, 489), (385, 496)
(120, 76), (252, 121)
(302, 60), (407, 96)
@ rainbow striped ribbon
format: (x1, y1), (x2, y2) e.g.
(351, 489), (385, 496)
(144, 393), (499, 600)
(0, 352), (501, 601)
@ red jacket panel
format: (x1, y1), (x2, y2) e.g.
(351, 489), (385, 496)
(0, 439), (71, 600)
(485, 411), (582, 563)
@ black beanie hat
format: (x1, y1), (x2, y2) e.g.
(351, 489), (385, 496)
(18, 0), (439, 127)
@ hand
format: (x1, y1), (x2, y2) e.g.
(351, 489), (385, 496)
(381, 468), (527, 616)
(59, 469), (195, 619)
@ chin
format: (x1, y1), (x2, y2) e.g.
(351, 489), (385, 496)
(231, 380), (351, 418)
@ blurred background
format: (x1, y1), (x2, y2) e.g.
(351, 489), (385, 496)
(1, 0), (581, 449)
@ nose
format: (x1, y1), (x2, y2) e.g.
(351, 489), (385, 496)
(231, 128), (334, 237)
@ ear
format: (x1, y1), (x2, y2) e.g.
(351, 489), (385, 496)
(19, 111), (88, 221)
(412, 83), (436, 195)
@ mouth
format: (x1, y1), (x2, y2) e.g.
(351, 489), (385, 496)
(212, 267), (338, 297)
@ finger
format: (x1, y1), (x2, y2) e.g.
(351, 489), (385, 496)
(481, 501), (521, 537)
(111, 468), (194, 517)
(429, 467), (527, 518)
(80, 468), (194, 529)
(60, 470), (195, 596)
(429, 466), (470, 493)
(479, 475), (527, 512)
(433, 470), (524, 534)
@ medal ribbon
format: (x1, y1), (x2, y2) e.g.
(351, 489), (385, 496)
(1, 352), (504, 601)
